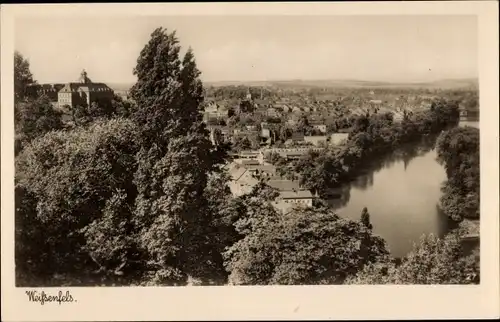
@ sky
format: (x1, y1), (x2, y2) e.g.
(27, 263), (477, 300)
(15, 15), (478, 84)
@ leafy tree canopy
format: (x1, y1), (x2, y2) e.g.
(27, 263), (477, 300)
(15, 51), (34, 102)
(224, 205), (389, 285)
(347, 232), (478, 284)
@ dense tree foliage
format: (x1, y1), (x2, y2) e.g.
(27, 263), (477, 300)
(14, 53), (64, 155)
(347, 232), (479, 284)
(127, 28), (228, 285)
(360, 207), (373, 230)
(70, 97), (124, 126)
(436, 126), (480, 221)
(224, 194), (389, 285)
(14, 27), (478, 287)
(232, 132), (262, 152)
(14, 51), (34, 102)
(16, 119), (143, 285)
(15, 28), (230, 286)
(67, 94), (137, 127)
(281, 99), (460, 197)
(14, 95), (64, 147)
(264, 151), (287, 165)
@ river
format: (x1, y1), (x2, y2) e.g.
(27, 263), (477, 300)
(328, 120), (479, 258)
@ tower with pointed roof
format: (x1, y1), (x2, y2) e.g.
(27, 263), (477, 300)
(246, 87), (252, 100)
(57, 70), (113, 110)
(79, 69), (92, 84)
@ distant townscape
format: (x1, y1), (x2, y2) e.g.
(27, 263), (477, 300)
(14, 26), (480, 287)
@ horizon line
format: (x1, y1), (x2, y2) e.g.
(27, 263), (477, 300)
(34, 76), (479, 86)
(202, 77), (479, 84)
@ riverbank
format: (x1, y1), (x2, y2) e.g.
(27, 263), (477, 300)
(459, 219), (480, 244)
(318, 130), (444, 201)
(324, 138), (452, 257)
(435, 125), (480, 222)
(287, 101), (461, 199)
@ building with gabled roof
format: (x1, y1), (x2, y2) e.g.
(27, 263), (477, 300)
(290, 132), (305, 142)
(280, 190), (314, 199)
(330, 133), (350, 146)
(58, 70), (114, 109)
(240, 159), (261, 166)
(266, 179), (301, 191)
(228, 165), (260, 196)
(205, 101), (218, 113)
(207, 125), (230, 145)
(309, 120), (327, 134)
(272, 189), (316, 213)
(26, 83), (65, 101)
(393, 111), (405, 123)
(254, 99), (271, 108)
(304, 135), (328, 146)
(261, 147), (324, 160)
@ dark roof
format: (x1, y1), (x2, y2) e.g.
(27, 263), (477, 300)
(27, 83), (64, 91)
(241, 159), (260, 166)
(59, 82), (113, 93)
(304, 135), (328, 142)
(254, 99), (270, 105)
(207, 125), (227, 130)
(230, 167), (248, 181)
(239, 150), (260, 156)
(245, 164), (276, 172)
(291, 132), (305, 140)
(267, 180), (300, 191)
(309, 120), (325, 126)
(280, 190), (314, 199)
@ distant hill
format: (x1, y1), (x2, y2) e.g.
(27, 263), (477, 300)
(108, 83), (134, 92)
(108, 78), (478, 92)
(205, 78), (479, 90)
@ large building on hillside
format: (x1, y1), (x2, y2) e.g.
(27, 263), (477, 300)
(26, 83), (65, 101)
(58, 70), (114, 109)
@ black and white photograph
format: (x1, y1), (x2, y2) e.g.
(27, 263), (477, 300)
(1, 2), (498, 321)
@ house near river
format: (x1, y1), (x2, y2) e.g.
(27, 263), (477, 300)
(228, 160), (317, 213)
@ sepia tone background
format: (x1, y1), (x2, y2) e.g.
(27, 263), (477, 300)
(1, 2), (499, 321)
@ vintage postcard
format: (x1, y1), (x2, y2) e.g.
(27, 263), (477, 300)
(1, 2), (498, 321)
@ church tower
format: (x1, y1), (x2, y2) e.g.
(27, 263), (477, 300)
(78, 69), (92, 84)
(246, 87), (252, 100)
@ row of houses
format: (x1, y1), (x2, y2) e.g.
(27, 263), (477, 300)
(261, 147), (324, 161)
(282, 132), (349, 147)
(228, 161), (316, 213)
(203, 95), (354, 121)
(207, 120), (348, 147)
(229, 148), (314, 164)
(458, 105), (479, 120)
(204, 95), (419, 129)
(229, 132), (347, 165)
(349, 105), (408, 123)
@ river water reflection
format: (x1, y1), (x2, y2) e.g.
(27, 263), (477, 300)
(328, 121), (479, 257)
(327, 134), (462, 258)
